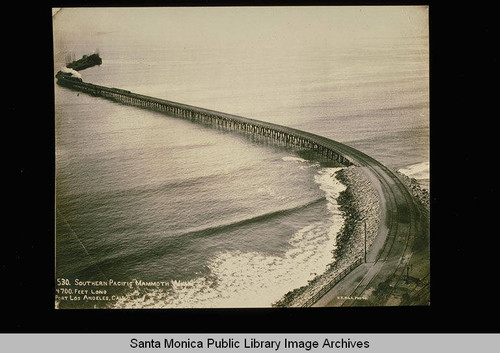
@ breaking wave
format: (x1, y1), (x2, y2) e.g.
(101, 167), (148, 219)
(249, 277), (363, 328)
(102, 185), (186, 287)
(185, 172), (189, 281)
(111, 167), (346, 308)
(176, 197), (326, 240)
(398, 161), (429, 180)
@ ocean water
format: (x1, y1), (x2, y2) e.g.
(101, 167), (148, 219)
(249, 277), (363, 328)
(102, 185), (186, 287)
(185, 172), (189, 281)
(53, 7), (429, 308)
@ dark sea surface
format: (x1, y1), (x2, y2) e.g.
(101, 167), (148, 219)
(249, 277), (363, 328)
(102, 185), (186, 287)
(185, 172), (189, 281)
(53, 7), (429, 308)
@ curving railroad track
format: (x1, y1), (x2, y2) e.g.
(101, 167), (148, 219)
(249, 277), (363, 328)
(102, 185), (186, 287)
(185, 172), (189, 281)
(311, 140), (430, 306)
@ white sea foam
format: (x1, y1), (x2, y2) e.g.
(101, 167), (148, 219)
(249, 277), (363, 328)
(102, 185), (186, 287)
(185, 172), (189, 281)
(60, 66), (82, 78)
(282, 156), (320, 170)
(112, 168), (346, 308)
(282, 156), (308, 163)
(398, 161), (430, 180)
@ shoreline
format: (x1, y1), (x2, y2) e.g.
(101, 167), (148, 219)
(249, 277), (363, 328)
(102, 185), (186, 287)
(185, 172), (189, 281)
(273, 165), (381, 307)
(273, 163), (430, 307)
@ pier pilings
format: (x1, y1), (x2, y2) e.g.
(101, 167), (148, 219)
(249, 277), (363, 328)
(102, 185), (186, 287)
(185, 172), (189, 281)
(58, 78), (355, 166)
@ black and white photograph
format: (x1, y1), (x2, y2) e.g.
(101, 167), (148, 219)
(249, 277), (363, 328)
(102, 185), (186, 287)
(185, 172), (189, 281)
(52, 6), (430, 310)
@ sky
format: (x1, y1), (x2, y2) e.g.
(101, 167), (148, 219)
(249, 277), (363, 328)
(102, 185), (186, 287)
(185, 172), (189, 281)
(53, 6), (428, 50)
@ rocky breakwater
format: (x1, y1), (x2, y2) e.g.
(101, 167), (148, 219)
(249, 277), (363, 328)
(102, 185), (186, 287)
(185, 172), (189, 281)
(395, 171), (430, 213)
(273, 166), (381, 307)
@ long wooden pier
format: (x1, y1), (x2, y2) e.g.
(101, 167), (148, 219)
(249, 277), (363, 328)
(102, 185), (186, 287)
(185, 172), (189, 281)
(56, 76), (369, 166)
